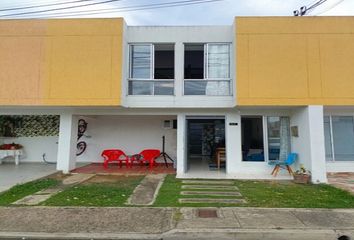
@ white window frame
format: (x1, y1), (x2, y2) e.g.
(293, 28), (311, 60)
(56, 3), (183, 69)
(183, 42), (232, 96)
(128, 43), (175, 96)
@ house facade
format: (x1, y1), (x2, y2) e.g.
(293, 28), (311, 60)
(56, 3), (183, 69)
(1, 17), (354, 183)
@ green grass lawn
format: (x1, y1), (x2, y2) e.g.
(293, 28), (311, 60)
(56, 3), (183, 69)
(43, 175), (144, 207)
(0, 178), (59, 206)
(153, 174), (354, 208)
(1, 174), (353, 208)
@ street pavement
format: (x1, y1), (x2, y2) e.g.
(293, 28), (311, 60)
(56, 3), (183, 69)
(0, 207), (353, 239)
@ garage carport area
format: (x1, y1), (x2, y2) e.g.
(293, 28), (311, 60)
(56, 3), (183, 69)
(0, 115), (59, 192)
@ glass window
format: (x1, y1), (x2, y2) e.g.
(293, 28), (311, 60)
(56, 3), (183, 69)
(154, 44), (174, 79)
(324, 116), (333, 161)
(184, 81), (230, 96)
(130, 45), (151, 79)
(184, 43), (231, 96)
(241, 117), (264, 162)
(184, 81), (207, 95)
(154, 81), (174, 95)
(129, 44), (174, 95)
(128, 81), (153, 95)
(207, 44), (230, 79)
(267, 116), (290, 161)
(267, 117), (281, 161)
(332, 116), (354, 161)
(184, 44), (204, 79)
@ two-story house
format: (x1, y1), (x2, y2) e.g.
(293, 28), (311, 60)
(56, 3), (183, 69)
(1, 17), (354, 183)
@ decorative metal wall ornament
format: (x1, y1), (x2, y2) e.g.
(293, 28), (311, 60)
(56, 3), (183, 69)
(76, 119), (88, 156)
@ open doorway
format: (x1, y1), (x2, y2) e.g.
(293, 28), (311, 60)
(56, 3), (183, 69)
(187, 118), (225, 172)
(241, 116), (265, 161)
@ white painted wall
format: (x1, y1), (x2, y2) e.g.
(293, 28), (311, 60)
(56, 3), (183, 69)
(76, 115), (177, 164)
(290, 107), (311, 172)
(291, 106), (327, 183)
(326, 162), (354, 172)
(225, 112), (241, 175)
(123, 26), (235, 108)
(2, 136), (58, 163)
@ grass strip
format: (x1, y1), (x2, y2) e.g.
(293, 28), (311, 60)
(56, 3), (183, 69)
(0, 178), (59, 206)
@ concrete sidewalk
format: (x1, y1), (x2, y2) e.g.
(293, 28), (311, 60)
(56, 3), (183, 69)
(0, 207), (353, 239)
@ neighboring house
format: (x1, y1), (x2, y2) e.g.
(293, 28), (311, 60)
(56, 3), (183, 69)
(1, 17), (354, 183)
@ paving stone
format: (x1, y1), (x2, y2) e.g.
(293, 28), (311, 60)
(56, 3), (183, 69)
(62, 173), (95, 185)
(327, 172), (354, 194)
(182, 180), (234, 185)
(36, 187), (62, 195)
(126, 174), (166, 205)
(179, 198), (247, 204)
(292, 210), (354, 228)
(234, 208), (306, 228)
(0, 207), (173, 234)
(13, 194), (53, 205)
(181, 185), (238, 190)
(181, 191), (242, 196)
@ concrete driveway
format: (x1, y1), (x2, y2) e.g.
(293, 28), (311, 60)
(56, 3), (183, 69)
(328, 172), (354, 194)
(0, 162), (57, 192)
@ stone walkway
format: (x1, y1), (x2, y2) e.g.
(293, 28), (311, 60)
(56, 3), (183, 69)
(328, 172), (354, 194)
(179, 179), (247, 204)
(126, 174), (166, 205)
(13, 173), (95, 205)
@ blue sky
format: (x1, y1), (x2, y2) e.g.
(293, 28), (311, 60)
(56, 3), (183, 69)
(0, 0), (352, 25)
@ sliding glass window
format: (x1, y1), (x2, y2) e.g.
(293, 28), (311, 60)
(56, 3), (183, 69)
(129, 44), (174, 95)
(324, 116), (354, 161)
(184, 43), (231, 96)
(267, 117), (290, 161)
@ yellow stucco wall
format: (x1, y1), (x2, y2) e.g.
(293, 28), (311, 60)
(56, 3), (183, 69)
(236, 17), (354, 106)
(0, 18), (123, 106)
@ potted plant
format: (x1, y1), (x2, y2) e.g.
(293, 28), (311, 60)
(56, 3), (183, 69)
(293, 164), (311, 184)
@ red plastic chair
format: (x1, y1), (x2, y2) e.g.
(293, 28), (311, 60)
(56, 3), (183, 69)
(130, 149), (161, 169)
(102, 149), (129, 168)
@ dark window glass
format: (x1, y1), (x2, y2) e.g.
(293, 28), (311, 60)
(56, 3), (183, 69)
(241, 117), (265, 162)
(154, 44), (174, 79)
(184, 44), (204, 79)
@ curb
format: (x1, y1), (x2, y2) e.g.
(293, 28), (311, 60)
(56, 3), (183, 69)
(0, 228), (353, 240)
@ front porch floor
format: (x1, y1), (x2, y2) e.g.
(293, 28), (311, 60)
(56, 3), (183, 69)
(71, 163), (176, 175)
(0, 162), (57, 192)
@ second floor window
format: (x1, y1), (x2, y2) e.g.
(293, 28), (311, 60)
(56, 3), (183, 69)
(129, 43), (174, 95)
(184, 43), (231, 96)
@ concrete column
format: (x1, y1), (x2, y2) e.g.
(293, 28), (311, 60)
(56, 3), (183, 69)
(174, 42), (184, 97)
(176, 113), (186, 176)
(291, 106), (327, 183)
(307, 105), (327, 183)
(225, 112), (242, 175)
(57, 113), (78, 174)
